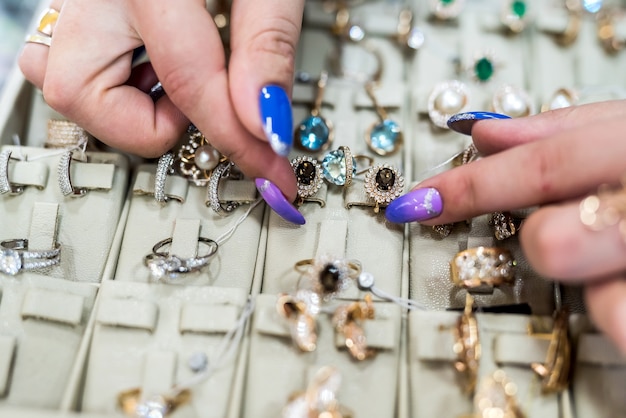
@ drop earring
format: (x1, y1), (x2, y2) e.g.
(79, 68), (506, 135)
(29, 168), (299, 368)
(364, 83), (403, 156)
(295, 71), (334, 152)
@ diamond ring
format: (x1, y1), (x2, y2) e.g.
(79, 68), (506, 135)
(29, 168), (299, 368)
(144, 237), (218, 281)
(450, 246), (516, 289)
(0, 239), (61, 276)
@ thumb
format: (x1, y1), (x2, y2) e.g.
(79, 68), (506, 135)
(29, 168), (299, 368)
(228, 0), (305, 156)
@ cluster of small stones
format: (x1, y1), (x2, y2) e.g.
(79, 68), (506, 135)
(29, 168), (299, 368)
(57, 151), (75, 196)
(0, 249), (22, 275)
(134, 396), (169, 418)
(364, 164), (404, 206)
(207, 161), (238, 214)
(292, 156), (323, 198)
(154, 153), (174, 203)
(455, 249), (515, 285)
(0, 150), (11, 194)
(309, 256), (351, 300)
(491, 212), (516, 241)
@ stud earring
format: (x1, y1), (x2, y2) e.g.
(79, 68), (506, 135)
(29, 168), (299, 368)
(427, 80), (470, 129)
(291, 155), (324, 206)
(333, 294), (376, 361)
(430, 0), (465, 20)
(501, 0), (529, 33)
(363, 163), (405, 213)
(295, 71), (334, 152)
(364, 83), (403, 156)
(491, 85), (535, 118)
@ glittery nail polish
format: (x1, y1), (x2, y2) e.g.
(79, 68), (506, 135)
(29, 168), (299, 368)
(385, 188), (443, 223)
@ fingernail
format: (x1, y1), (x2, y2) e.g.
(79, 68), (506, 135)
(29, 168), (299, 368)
(259, 85), (293, 156)
(255, 178), (305, 225)
(385, 188), (443, 223)
(447, 111), (511, 135)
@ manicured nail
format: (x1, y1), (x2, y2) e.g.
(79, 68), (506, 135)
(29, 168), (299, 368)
(447, 111), (511, 135)
(255, 178), (305, 225)
(259, 85), (293, 156)
(385, 188), (443, 223)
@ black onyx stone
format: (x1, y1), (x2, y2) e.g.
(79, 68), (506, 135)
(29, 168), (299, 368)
(375, 168), (395, 191)
(319, 263), (341, 293)
(296, 161), (316, 186)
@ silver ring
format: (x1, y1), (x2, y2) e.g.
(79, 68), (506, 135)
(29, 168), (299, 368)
(144, 237), (218, 280)
(155, 153), (174, 203)
(0, 150), (24, 195)
(206, 160), (241, 215)
(0, 239), (61, 276)
(58, 151), (87, 197)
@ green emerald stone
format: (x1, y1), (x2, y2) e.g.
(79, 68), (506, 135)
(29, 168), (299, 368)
(441, 0), (455, 4)
(511, 1), (526, 18)
(474, 57), (494, 82)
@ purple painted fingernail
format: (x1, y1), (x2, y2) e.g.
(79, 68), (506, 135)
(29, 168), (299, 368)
(385, 188), (443, 223)
(255, 178), (305, 225)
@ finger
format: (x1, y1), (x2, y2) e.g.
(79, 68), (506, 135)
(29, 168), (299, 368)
(19, 0), (65, 88)
(585, 278), (626, 354)
(520, 201), (626, 281)
(228, 0), (305, 155)
(471, 100), (626, 155)
(388, 117), (626, 225)
(126, 61), (158, 93)
(40, 0), (188, 157)
(134, 0), (297, 199)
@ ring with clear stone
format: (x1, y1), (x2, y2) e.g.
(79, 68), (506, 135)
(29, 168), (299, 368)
(58, 151), (87, 197)
(0, 150), (24, 195)
(144, 237), (218, 280)
(205, 160), (242, 215)
(0, 239), (61, 276)
(154, 152), (175, 203)
(449, 246), (516, 289)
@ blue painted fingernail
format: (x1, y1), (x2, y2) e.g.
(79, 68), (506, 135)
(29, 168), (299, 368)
(259, 85), (293, 156)
(447, 111), (511, 135)
(385, 188), (443, 224)
(255, 178), (305, 225)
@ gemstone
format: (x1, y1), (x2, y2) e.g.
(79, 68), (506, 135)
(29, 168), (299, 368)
(147, 255), (182, 280)
(348, 25), (365, 42)
(407, 28), (426, 50)
(320, 264), (341, 293)
(296, 161), (316, 185)
(474, 57), (494, 82)
(135, 396), (169, 418)
(368, 119), (401, 155)
(441, 0), (454, 4)
(375, 168), (395, 191)
(582, 0), (602, 13)
(428, 80), (469, 129)
(298, 116), (330, 151)
(193, 145), (221, 171)
(322, 149), (356, 186)
(511, 0), (526, 17)
(0, 249), (22, 275)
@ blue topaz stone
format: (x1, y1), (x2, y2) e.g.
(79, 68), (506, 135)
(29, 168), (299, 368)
(297, 115), (331, 152)
(322, 147), (356, 187)
(367, 119), (402, 156)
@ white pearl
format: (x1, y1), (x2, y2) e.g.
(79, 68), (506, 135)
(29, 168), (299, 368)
(549, 93), (573, 110)
(435, 89), (465, 114)
(194, 145), (221, 171)
(500, 92), (528, 118)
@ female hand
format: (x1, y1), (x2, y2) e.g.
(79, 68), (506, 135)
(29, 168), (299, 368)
(385, 100), (626, 353)
(19, 0), (304, 202)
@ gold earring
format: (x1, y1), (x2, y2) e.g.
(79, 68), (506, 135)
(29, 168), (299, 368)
(453, 294), (481, 394)
(333, 294), (376, 361)
(276, 293), (318, 352)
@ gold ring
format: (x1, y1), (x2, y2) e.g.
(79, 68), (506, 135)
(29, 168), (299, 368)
(450, 246), (516, 288)
(295, 255), (361, 300)
(46, 120), (89, 148)
(37, 8), (60, 36)
(25, 33), (52, 47)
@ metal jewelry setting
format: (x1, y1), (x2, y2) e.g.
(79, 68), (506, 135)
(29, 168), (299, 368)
(58, 151), (87, 197)
(206, 160), (242, 215)
(144, 237), (218, 281)
(292, 155), (323, 205)
(175, 125), (223, 186)
(0, 239), (61, 276)
(364, 163), (405, 213)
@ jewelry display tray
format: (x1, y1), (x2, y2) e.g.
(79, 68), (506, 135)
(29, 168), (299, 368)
(1, 1), (626, 417)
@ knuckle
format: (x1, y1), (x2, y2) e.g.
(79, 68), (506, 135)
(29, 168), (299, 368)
(159, 64), (206, 110)
(42, 75), (79, 114)
(241, 17), (299, 75)
(524, 143), (561, 199)
(444, 170), (481, 220)
(522, 214), (574, 278)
